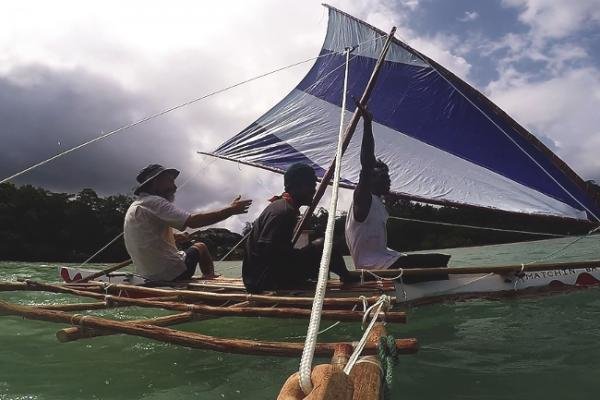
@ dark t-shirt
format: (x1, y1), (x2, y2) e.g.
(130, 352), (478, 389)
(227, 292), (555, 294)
(242, 199), (317, 292)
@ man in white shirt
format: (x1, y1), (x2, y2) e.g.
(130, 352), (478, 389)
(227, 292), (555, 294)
(345, 103), (450, 275)
(124, 164), (252, 282)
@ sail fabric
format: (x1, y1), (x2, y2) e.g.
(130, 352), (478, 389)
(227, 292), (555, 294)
(211, 6), (599, 221)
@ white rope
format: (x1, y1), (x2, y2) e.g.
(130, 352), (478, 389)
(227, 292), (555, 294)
(388, 216), (566, 237)
(298, 47), (352, 395)
(360, 268), (405, 282)
(285, 321), (342, 340)
(343, 295), (391, 375)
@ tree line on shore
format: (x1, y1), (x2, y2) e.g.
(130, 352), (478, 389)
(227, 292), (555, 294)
(0, 183), (592, 263)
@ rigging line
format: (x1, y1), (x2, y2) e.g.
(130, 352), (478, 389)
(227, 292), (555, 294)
(77, 232), (124, 268)
(405, 50), (600, 223)
(387, 216), (566, 237)
(2, 33), (385, 186)
(523, 226), (600, 266)
(0, 53), (336, 185)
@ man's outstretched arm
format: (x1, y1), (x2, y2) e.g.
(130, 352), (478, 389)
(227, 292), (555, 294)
(353, 102), (375, 222)
(185, 196), (252, 229)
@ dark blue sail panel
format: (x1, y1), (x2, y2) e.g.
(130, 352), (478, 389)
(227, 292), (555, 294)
(211, 6), (600, 221)
(294, 50), (597, 216)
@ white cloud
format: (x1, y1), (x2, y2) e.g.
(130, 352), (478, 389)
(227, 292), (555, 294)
(459, 11), (479, 22)
(502, 0), (600, 41)
(5, 0), (462, 233)
(488, 67), (600, 180)
(410, 34), (472, 79)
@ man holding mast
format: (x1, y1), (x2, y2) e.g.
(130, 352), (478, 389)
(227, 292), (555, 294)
(124, 164), (252, 282)
(346, 103), (450, 271)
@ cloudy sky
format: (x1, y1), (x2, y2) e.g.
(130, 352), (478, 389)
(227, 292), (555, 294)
(2, 0), (600, 232)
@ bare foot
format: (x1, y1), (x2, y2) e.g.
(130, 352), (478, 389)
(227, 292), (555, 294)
(201, 273), (222, 280)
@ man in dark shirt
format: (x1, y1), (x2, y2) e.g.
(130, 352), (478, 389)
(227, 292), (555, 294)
(242, 163), (353, 293)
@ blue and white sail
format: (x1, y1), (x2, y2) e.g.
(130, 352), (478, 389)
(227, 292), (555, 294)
(208, 5), (600, 222)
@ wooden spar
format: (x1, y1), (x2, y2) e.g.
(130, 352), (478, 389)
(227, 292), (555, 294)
(39, 296), (180, 312)
(350, 259), (600, 279)
(0, 300), (418, 357)
(349, 323), (386, 400)
(56, 312), (194, 342)
(72, 259), (132, 283)
(291, 26), (398, 244)
(58, 281), (396, 307)
(56, 301), (251, 342)
(11, 281), (407, 322)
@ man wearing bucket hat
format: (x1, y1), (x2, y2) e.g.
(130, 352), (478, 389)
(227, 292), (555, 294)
(242, 162), (355, 293)
(124, 164), (252, 282)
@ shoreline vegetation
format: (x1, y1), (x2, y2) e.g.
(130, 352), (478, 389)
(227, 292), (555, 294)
(0, 182), (593, 263)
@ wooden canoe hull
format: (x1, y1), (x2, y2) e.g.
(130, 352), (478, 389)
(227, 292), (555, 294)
(397, 264), (600, 305)
(59, 263), (600, 305)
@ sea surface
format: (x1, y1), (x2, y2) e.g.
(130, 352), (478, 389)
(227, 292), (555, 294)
(2, 235), (600, 399)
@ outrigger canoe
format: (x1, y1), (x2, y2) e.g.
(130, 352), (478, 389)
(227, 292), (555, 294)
(59, 259), (600, 306)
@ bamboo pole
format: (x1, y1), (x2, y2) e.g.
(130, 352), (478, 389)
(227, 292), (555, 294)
(15, 280), (408, 323)
(72, 259), (132, 283)
(39, 296), (180, 312)
(56, 301), (248, 342)
(54, 281), (397, 307)
(56, 312), (194, 342)
(292, 26), (397, 244)
(350, 259), (600, 280)
(0, 300), (418, 357)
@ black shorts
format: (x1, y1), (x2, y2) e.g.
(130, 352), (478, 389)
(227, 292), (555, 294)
(175, 247), (200, 280)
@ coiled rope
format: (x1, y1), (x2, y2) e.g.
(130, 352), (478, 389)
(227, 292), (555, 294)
(378, 334), (400, 400)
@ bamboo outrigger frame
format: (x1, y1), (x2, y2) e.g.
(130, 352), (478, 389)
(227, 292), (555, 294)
(0, 270), (416, 400)
(0, 278), (418, 359)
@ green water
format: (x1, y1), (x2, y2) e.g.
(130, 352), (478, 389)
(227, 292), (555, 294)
(2, 235), (600, 399)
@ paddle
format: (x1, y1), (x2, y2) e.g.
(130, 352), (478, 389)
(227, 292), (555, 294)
(72, 259), (132, 283)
